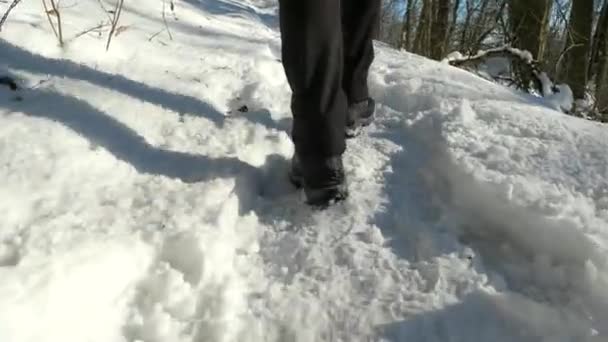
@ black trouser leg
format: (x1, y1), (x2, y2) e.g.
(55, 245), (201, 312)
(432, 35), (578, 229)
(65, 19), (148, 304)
(278, 0), (347, 158)
(341, 0), (381, 104)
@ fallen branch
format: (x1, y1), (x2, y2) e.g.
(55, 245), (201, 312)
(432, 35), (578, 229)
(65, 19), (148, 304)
(70, 22), (109, 41)
(445, 46), (553, 96)
(446, 46), (575, 113)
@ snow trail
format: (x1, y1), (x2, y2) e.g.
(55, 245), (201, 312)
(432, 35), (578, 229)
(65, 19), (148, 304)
(1, 0), (607, 341)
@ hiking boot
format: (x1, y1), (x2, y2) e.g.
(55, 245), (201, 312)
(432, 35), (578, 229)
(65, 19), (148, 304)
(288, 155), (348, 207)
(288, 155), (304, 188)
(346, 98), (376, 138)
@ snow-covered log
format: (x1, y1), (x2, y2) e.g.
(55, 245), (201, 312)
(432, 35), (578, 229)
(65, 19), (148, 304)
(443, 47), (573, 112)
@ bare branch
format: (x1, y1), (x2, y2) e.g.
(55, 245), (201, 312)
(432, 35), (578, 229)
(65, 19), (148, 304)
(96, 0), (113, 21)
(70, 22), (110, 41)
(49, 0), (63, 45)
(42, 0), (62, 46)
(105, 0), (124, 51)
(0, 0), (23, 32)
(162, 0), (173, 40)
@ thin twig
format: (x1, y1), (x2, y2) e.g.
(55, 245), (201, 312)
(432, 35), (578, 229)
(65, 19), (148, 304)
(42, 0), (61, 44)
(555, 43), (584, 76)
(0, 0), (23, 32)
(70, 22), (109, 41)
(96, 0), (113, 21)
(105, 0), (124, 51)
(148, 28), (166, 42)
(49, 0), (63, 46)
(28, 77), (52, 90)
(162, 0), (173, 40)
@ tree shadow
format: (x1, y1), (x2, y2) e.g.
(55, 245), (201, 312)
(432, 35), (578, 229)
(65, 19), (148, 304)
(0, 39), (291, 136)
(180, 0), (278, 29)
(0, 39), (303, 219)
(0, 80), (301, 224)
(123, 5), (270, 48)
(1, 86), (260, 184)
(0, 39), (228, 126)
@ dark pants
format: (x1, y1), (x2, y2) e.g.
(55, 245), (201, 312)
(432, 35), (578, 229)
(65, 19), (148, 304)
(279, 0), (380, 158)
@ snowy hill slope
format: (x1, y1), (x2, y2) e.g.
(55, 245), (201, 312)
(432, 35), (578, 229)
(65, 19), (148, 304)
(1, 0), (607, 341)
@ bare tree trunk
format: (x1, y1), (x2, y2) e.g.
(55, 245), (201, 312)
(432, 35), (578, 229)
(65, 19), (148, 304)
(430, 0), (450, 59)
(508, 0), (552, 59)
(400, 0), (416, 50)
(590, 0), (608, 80)
(563, 0), (594, 100)
(597, 51), (608, 117)
(595, 1), (608, 116)
(508, 0), (552, 91)
(471, 0), (508, 53)
(448, 0), (461, 48)
(539, 0), (553, 60)
(414, 0), (433, 55)
(460, 0), (474, 51)
(469, 0), (491, 50)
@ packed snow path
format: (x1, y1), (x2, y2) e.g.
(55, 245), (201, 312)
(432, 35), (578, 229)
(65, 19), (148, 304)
(1, 0), (608, 341)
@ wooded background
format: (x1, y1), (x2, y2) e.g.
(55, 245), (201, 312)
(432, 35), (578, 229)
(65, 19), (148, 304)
(378, 0), (608, 120)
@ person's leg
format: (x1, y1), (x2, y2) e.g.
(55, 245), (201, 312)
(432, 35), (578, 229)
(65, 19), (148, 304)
(278, 0), (348, 206)
(342, 0), (381, 137)
(341, 0), (381, 104)
(278, 0), (347, 158)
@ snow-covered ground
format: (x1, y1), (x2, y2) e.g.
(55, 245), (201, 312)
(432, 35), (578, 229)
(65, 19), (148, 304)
(1, 0), (607, 341)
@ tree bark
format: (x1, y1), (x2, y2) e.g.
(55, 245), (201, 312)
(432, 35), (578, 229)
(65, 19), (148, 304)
(594, 1), (608, 116)
(400, 0), (416, 50)
(446, 0), (461, 53)
(563, 0), (594, 100)
(508, 0), (552, 59)
(590, 1), (608, 80)
(460, 0), (474, 51)
(430, 0), (450, 59)
(414, 0), (433, 55)
(471, 0), (508, 53)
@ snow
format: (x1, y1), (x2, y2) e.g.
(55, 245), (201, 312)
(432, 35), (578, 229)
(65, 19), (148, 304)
(1, 0), (608, 341)
(443, 47), (574, 111)
(545, 83), (575, 112)
(443, 47), (534, 64)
